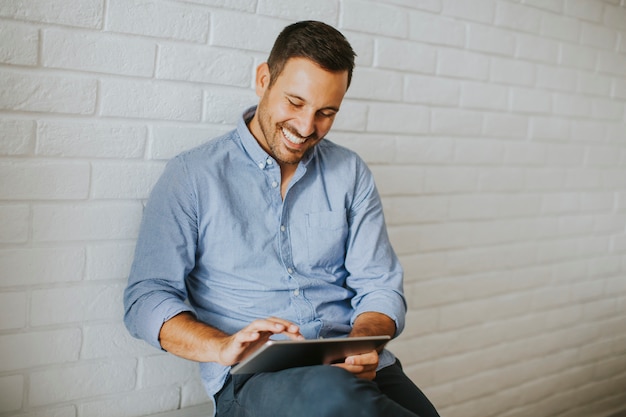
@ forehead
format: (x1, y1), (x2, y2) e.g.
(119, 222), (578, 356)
(272, 57), (348, 105)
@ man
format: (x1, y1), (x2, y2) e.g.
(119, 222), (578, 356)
(124, 20), (439, 417)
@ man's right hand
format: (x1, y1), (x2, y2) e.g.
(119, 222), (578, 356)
(159, 313), (303, 366)
(216, 317), (304, 366)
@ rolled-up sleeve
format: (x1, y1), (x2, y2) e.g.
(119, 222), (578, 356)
(345, 162), (406, 337)
(123, 156), (198, 350)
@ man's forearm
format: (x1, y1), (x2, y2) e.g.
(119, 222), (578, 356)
(350, 312), (396, 339)
(159, 312), (230, 363)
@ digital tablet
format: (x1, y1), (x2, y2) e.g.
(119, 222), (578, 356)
(230, 335), (390, 375)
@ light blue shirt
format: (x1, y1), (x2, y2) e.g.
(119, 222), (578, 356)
(124, 107), (406, 399)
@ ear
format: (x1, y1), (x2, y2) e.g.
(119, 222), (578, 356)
(255, 62), (271, 98)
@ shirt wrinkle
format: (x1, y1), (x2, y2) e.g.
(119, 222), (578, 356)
(123, 106), (406, 404)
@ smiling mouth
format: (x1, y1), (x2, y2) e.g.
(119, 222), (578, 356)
(281, 127), (306, 145)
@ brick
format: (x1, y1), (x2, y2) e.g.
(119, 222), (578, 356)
(157, 44), (252, 87)
(366, 103), (430, 134)
(78, 388), (181, 417)
(31, 283), (124, 326)
(82, 323), (154, 359)
(578, 71), (612, 96)
(510, 87), (552, 114)
(496, 2), (543, 33)
(530, 117), (571, 141)
(346, 33), (374, 67)
(0, 247), (85, 287)
(0, 70), (97, 115)
(204, 86), (257, 124)
(0, 374), (23, 413)
(180, 0), (256, 12)
(141, 354), (197, 388)
(0, 21), (38, 65)
(0, 329), (81, 372)
(342, 0), (408, 38)
(598, 50), (626, 76)
(431, 108), (483, 136)
(329, 100), (368, 133)
(347, 68), (403, 101)
(91, 161), (164, 199)
(581, 22), (619, 50)
(29, 358), (136, 406)
(524, 0), (562, 13)
(0, 119), (34, 156)
(564, 0), (603, 22)
(210, 11), (285, 52)
(517, 33), (560, 64)
(86, 243), (136, 281)
(453, 140), (504, 165)
(257, 0), (339, 22)
(461, 81), (509, 111)
(536, 65), (579, 92)
(32, 203), (143, 242)
(370, 166), (424, 196)
(540, 14), (580, 42)
(404, 74), (460, 106)
(409, 10), (466, 47)
(332, 132), (395, 164)
(437, 49), (490, 81)
(489, 57), (535, 86)
(383, 0), (441, 12)
(541, 192), (580, 214)
(151, 125), (228, 160)
(442, 0), (495, 24)
(36, 120), (147, 159)
(560, 44), (597, 71)
(0, 291), (27, 330)
(424, 167), (478, 194)
(586, 146), (622, 167)
(467, 24), (516, 56)
(525, 168), (566, 190)
(553, 93), (592, 117)
(592, 98), (624, 120)
(0, 204), (29, 243)
(570, 120), (607, 143)
(0, 0), (103, 28)
(483, 113), (529, 139)
(107, 0), (209, 42)
(100, 79), (203, 121)
(42, 29), (156, 77)
(0, 161), (90, 200)
(394, 136), (454, 164)
(383, 196), (448, 225)
(375, 38), (437, 74)
(478, 167), (525, 192)
(565, 169), (605, 190)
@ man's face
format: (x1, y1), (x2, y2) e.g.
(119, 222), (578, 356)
(251, 57), (349, 167)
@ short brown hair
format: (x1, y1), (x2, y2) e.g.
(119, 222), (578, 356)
(267, 21), (356, 89)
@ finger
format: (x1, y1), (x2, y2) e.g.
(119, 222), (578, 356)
(345, 350), (378, 366)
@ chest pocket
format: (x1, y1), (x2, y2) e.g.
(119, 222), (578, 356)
(305, 211), (348, 268)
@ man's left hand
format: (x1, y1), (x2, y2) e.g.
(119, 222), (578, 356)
(333, 349), (379, 380)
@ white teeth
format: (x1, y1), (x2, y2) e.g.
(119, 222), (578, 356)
(282, 127), (305, 145)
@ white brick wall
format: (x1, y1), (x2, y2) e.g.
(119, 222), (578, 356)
(0, 1), (625, 417)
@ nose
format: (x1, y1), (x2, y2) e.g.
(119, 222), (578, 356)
(294, 110), (316, 138)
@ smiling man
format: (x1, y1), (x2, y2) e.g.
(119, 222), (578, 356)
(124, 21), (439, 417)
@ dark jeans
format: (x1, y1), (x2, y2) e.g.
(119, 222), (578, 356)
(215, 360), (440, 417)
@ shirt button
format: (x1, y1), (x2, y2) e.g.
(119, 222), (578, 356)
(271, 181), (278, 188)
(293, 289), (300, 296)
(258, 162), (265, 169)
(267, 159), (273, 165)
(280, 225), (286, 232)
(287, 268), (293, 274)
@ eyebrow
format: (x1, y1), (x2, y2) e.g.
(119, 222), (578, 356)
(286, 93), (340, 113)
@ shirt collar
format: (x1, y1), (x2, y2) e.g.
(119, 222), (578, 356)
(237, 106), (315, 170)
